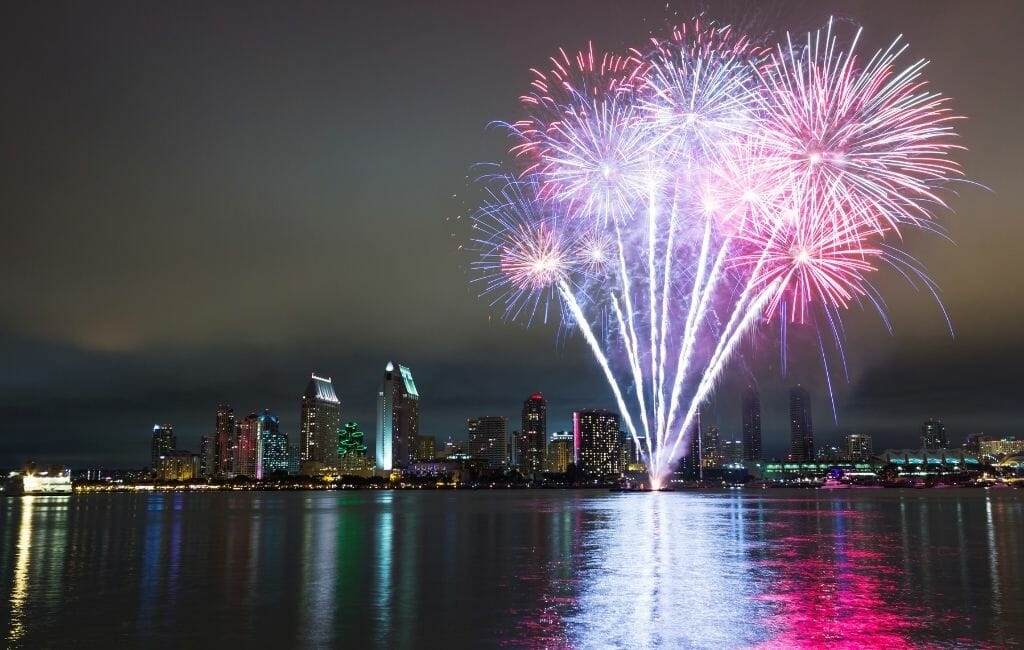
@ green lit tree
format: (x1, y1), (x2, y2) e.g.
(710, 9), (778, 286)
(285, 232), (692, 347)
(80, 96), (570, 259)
(338, 421), (367, 460)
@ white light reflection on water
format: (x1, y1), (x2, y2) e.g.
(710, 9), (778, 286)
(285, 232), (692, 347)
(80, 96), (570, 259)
(567, 492), (770, 648)
(8, 496), (35, 644)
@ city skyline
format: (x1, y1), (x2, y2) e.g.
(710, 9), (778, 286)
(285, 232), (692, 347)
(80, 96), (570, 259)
(1, 1), (1022, 468)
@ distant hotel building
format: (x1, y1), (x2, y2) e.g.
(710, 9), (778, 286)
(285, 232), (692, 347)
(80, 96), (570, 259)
(256, 409), (288, 478)
(376, 362), (420, 472)
(235, 412), (258, 477)
(574, 409), (621, 476)
(547, 431), (574, 473)
(299, 374), (342, 475)
(519, 393), (547, 477)
(789, 385), (814, 462)
(741, 386), (763, 461)
(921, 418), (947, 450)
(467, 416), (508, 469)
(151, 424), (175, 476)
(214, 403), (235, 477)
(844, 433), (873, 462)
(721, 438), (743, 465)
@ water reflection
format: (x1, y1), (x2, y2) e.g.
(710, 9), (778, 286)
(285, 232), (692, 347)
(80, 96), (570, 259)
(0, 490), (1021, 648)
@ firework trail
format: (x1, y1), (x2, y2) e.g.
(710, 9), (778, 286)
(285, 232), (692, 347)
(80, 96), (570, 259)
(469, 17), (963, 488)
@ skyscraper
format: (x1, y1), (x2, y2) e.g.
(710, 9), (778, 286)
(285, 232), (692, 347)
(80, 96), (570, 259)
(299, 374), (342, 475)
(921, 418), (947, 450)
(546, 431), (574, 473)
(789, 385), (814, 462)
(467, 416), (508, 469)
(574, 409), (621, 476)
(235, 413), (258, 478)
(199, 435), (212, 478)
(520, 393), (547, 477)
(214, 403), (235, 477)
(844, 433), (873, 461)
(701, 424), (722, 468)
(376, 362), (420, 472)
(150, 424), (175, 476)
(741, 386), (763, 461)
(256, 409), (288, 479)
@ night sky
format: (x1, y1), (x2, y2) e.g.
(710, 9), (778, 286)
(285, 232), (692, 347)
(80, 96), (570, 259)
(2, 0), (1021, 468)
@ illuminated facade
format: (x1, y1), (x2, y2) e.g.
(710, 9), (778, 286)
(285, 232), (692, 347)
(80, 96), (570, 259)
(150, 424), (176, 477)
(520, 393), (547, 476)
(979, 436), (1024, 458)
(376, 362), (420, 472)
(921, 418), (947, 450)
(845, 433), (874, 461)
(574, 409), (621, 476)
(546, 432), (574, 473)
(701, 424), (722, 468)
(299, 374), (342, 475)
(256, 409), (288, 479)
(214, 403), (235, 476)
(199, 435), (212, 478)
(741, 386), (763, 461)
(157, 450), (195, 481)
(789, 386), (814, 462)
(414, 435), (436, 461)
(467, 416), (508, 468)
(235, 413), (258, 477)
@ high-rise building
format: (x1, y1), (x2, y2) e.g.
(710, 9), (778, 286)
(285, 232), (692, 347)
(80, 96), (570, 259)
(979, 436), (1024, 458)
(789, 385), (814, 462)
(741, 386), (763, 461)
(721, 438), (744, 465)
(151, 424), (176, 477)
(546, 431), (574, 473)
(235, 413), (258, 478)
(199, 435), (212, 478)
(256, 409), (288, 479)
(844, 433), (873, 461)
(287, 442), (300, 476)
(376, 362), (420, 472)
(214, 403), (235, 477)
(157, 449), (194, 481)
(414, 435), (436, 461)
(520, 393), (547, 477)
(921, 418), (947, 450)
(467, 416), (508, 469)
(300, 374), (342, 475)
(672, 411), (703, 483)
(701, 424), (722, 468)
(574, 410), (621, 476)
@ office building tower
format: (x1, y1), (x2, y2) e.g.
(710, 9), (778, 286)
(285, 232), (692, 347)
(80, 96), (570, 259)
(921, 418), (947, 450)
(300, 374), (342, 475)
(520, 393), (547, 476)
(256, 409), (288, 479)
(214, 403), (235, 476)
(701, 424), (722, 468)
(199, 435), (213, 478)
(467, 416), (509, 469)
(151, 424), (176, 477)
(376, 362), (420, 472)
(546, 431), (574, 473)
(721, 439), (744, 465)
(157, 449), (194, 481)
(287, 443), (300, 475)
(235, 413), (258, 478)
(789, 385), (814, 462)
(741, 386), (763, 461)
(574, 409), (621, 476)
(844, 433), (873, 462)
(414, 435), (436, 461)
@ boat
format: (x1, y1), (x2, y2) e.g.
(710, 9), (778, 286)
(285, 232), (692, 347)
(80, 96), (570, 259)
(4, 466), (73, 496)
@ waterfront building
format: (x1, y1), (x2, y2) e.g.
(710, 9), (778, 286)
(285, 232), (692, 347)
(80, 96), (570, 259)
(979, 436), (1024, 459)
(467, 416), (508, 469)
(414, 435), (436, 461)
(701, 425), (722, 468)
(520, 393), (547, 477)
(199, 435), (212, 478)
(256, 409), (288, 479)
(721, 438), (743, 465)
(158, 449), (195, 481)
(789, 385), (814, 462)
(300, 374), (342, 475)
(741, 386), (763, 461)
(214, 403), (235, 476)
(921, 418), (948, 450)
(376, 362), (420, 472)
(151, 424), (176, 477)
(574, 409), (621, 476)
(235, 413), (258, 478)
(287, 443), (300, 475)
(546, 432), (574, 473)
(845, 433), (874, 462)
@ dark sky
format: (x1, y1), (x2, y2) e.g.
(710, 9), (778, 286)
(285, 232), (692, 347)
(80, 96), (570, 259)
(1, 0), (1021, 468)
